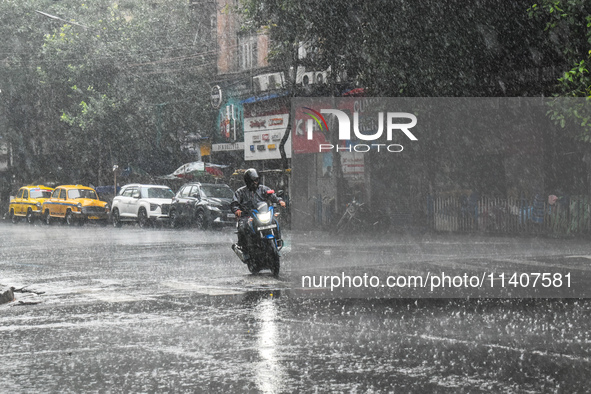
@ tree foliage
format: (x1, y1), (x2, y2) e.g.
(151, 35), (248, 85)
(0, 0), (215, 185)
(529, 0), (591, 140)
(240, 0), (554, 97)
(529, 0), (591, 97)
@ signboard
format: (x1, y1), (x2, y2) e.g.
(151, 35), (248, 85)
(212, 142), (245, 152)
(216, 100), (244, 143)
(211, 85), (223, 109)
(244, 113), (292, 161)
(341, 152), (364, 181)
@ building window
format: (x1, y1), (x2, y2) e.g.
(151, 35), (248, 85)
(239, 35), (257, 70)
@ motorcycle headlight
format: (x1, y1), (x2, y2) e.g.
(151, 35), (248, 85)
(257, 211), (272, 224)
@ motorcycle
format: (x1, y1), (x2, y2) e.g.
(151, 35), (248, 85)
(232, 191), (283, 276)
(335, 197), (390, 234)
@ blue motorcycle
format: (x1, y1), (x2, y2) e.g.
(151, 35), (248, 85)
(232, 197), (283, 276)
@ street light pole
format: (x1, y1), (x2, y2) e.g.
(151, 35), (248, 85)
(113, 165), (118, 199)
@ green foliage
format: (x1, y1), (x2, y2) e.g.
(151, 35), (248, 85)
(240, 0), (554, 97)
(529, 0), (591, 98)
(0, 0), (215, 184)
(529, 0), (591, 139)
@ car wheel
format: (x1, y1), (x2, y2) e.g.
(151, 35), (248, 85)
(26, 209), (35, 225)
(195, 210), (208, 230)
(112, 208), (122, 228)
(10, 209), (18, 224)
(169, 209), (178, 228)
(138, 208), (150, 228)
(65, 210), (75, 226)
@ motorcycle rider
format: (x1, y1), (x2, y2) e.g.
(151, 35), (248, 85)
(231, 168), (286, 261)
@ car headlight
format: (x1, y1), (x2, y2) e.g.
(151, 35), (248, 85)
(77, 203), (83, 211)
(36, 202), (41, 208)
(207, 205), (221, 212)
(257, 211), (272, 224)
(150, 203), (159, 211)
(104, 204), (110, 211)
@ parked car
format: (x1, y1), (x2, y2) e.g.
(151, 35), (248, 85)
(42, 185), (110, 226)
(169, 182), (235, 229)
(111, 184), (174, 228)
(8, 185), (54, 224)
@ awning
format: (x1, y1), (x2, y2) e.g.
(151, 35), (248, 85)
(157, 161), (229, 180)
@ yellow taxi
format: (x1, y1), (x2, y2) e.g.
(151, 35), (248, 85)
(41, 185), (110, 226)
(8, 185), (55, 224)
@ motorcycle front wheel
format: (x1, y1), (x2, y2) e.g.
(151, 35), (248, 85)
(247, 260), (260, 275)
(266, 239), (280, 277)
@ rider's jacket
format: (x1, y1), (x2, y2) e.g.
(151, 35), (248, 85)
(231, 185), (282, 214)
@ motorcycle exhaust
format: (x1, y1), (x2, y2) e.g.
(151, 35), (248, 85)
(232, 244), (247, 263)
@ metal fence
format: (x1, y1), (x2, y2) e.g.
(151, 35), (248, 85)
(430, 194), (591, 236)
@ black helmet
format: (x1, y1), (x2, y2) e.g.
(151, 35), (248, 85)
(244, 168), (259, 191)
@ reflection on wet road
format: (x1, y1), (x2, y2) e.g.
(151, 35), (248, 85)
(1, 223), (591, 392)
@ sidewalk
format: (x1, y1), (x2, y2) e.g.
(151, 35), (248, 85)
(290, 229), (591, 254)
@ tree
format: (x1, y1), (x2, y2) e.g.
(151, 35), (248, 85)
(0, 0), (216, 185)
(529, 1), (591, 142)
(241, 0), (554, 97)
(238, 0), (557, 211)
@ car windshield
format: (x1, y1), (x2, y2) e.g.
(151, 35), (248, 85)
(68, 189), (98, 200)
(30, 190), (53, 199)
(200, 185), (233, 199)
(142, 187), (174, 199)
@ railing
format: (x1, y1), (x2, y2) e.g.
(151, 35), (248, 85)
(430, 194), (591, 236)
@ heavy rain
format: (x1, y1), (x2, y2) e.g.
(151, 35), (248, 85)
(1, 0), (591, 392)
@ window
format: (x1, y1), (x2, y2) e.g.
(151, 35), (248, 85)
(17, 189), (24, 199)
(68, 189), (97, 200)
(238, 35), (257, 70)
(190, 186), (201, 198)
(52, 189), (60, 199)
(30, 190), (52, 199)
(201, 185), (233, 199)
(142, 187), (174, 199)
(23, 190), (28, 199)
(122, 187), (134, 197)
(180, 186), (192, 197)
(59, 189), (66, 199)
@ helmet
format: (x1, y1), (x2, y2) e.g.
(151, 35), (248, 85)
(244, 168), (259, 191)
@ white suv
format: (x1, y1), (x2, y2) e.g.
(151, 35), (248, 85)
(111, 184), (174, 228)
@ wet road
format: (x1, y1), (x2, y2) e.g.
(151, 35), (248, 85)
(2, 221), (591, 392)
